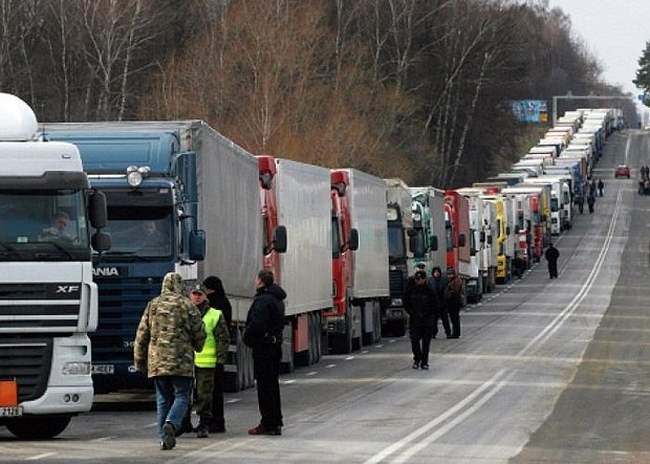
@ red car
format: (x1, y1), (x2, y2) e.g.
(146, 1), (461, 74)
(615, 165), (630, 178)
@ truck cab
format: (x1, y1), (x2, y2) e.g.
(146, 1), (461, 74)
(0, 94), (110, 439)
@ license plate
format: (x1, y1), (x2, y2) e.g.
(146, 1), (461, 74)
(0, 406), (22, 417)
(91, 364), (115, 375)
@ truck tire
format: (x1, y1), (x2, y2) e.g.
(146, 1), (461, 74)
(331, 310), (353, 354)
(7, 415), (71, 440)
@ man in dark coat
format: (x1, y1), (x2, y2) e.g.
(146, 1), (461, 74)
(576, 195), (584, 214)
(427, 267), (451, 339)
(244, 270), (286, 436)
(404, 270), (439, 370)
(597, 179), (605, 197)
(587, 194), (595, 214)
(545, 243), (560, 279)
(446, 269), (464, 339)
(202, 275), (232, 433)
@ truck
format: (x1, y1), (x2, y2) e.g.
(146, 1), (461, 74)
(504, 186), (545, 261)
(444, 191), (471, 284)
(45, 121), (263, 392)
(526, 176), (572, 232)
(326, 169), (389, 350)
(383, 178), (413, 337)
(455, 188), (490, 302)
(257, 156), (331, 369)
(0, 93), (110, 439)
(408, 187), (446, 275)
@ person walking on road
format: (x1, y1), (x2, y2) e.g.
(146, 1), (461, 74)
(545, 243), (560, 279)
(134, 272), (205, 451)
(576, 195), (584, 214)
(597, 178), (605, 197)
(446, 269), (464, 339)
(428, 266), (451, 339)
(405, 270), (439, 370)
(245, 270), (286, 436)
(587, 194), (595, 214)
(202, 275), (232, 433)
(190, 283), (230, 438)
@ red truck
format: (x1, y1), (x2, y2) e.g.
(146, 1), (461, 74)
(325, 169), (389, 353)
(444, 191), (471, 280)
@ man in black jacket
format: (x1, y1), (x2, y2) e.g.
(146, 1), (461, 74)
(405, 270), (439, 370)
(427, 266), (451, 339)
(545, 243), (560, 279)
(244, 270), (286, 436)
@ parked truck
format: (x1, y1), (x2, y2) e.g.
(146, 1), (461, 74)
(0, 94), (110, 439)
(257, 156), (331, 369)
(408, 187), (446, 275)
(45, 121), (263, 392)
(326, 169), (389, 349)
(444, 191), (471, 285)
(383, 179), (413, 337)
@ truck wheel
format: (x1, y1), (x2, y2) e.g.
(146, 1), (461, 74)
(7, 416), (71, 440)
(331, 311), (353, 354)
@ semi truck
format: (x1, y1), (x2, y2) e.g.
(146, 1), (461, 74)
(383, 179), (413, 336)
(444, 191), (471, 284)
(326, 169), (389, 349)
(0, 93), (110, 439)
(257, 156), (331, 369)
(408, 187), (446, 275)
(45, 121), (263, 392)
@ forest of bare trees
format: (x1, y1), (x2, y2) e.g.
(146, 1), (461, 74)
(0, 0), (635, 187)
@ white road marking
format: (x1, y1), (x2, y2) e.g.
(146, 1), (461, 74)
(145, 422), (157, 428)
(282, 379), (296, 384)
(362, 350), (369, 354)
(375, 344), (384, 348)
(625, 133), (632, 163)
(345, 356), (355, 361)
(93, 436), (116, 441)
(306, 371), (318, 376)
(225, 398), (241, 404)
(25, 453), (57, 461)
(363, 370), (507, 464)
(326, 364), (336, 368)
(389, 339), (396, 343)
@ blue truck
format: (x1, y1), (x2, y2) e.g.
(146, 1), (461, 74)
(44, 122), (262, 392)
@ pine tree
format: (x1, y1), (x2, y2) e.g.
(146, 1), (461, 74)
(634, 41), (650, 108)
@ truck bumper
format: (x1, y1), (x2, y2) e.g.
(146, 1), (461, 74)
(465, 279), (480, 299)
(21, 385), (94, 415)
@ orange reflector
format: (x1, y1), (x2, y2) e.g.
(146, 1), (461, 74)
(0, 380), (18, 406)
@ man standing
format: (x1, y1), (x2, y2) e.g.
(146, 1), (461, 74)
(576, 195), (584, 214)
(134, 272), (205, 451)
(428, 267), (451, 339)
(245, 270), (286, 436)
(545, 243), (560, 279)
(190, 284), (230, 438)
(202, 275), (232, 433)
(446, 269), (464, 339)
(587, 194), (595, 214)
(597, 178), (605, 197)
(405, 270), (438, 370)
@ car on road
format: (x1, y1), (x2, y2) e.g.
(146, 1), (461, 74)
(615, 165), (631, 178)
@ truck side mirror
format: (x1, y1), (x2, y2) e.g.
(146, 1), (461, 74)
(506, 226), (511, 235)
(479, 231), (486, 243)
(92, 231), (112, 252)
(349, 228), (359, 251)
(189, 230), (206, 261)
(273, 225), (288, 254)
(431, 236), (438, 251)
(458, 234), (466, 248)
(487, 235), (493, 245)
(89, 191), (108, 229)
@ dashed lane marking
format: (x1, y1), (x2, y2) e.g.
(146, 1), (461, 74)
(282, 379), (296, 385)
(225, 398), (241, 404)
(345, 356), (355, 361)
(25, 453), (57, 461)
(375, 344), (384, 348)
(306, 371), (318, 376)
(325, 364), (336, 368)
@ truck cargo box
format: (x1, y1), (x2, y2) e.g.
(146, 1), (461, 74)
(345, 169), (390, 299)
(275, 159), (333, 316)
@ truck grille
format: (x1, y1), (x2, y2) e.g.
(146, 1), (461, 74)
(389, 270), (405, 299)
(92, 277), (162, 363)
(0, 337), (52, 402)
(0, 283), (81, 332)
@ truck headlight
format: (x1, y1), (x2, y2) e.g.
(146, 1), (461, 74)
(62, 362), (91, 375)
(391, 298), (403, 307)
(127, 170), (143, 188)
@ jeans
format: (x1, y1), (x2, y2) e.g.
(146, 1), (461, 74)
(154, 376), (193, 440)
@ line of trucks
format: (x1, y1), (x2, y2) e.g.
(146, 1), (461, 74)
(0, 92), (621, 439)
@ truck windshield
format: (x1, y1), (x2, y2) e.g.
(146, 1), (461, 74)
(412, 228), (426, 258)
(100, 206), (173, 259)
(387, 223), (405, 259)
(550, 198), (559, 212)
(0, 189), (89, 261)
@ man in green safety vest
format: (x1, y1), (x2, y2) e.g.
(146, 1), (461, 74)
(190, 283), (230, 438)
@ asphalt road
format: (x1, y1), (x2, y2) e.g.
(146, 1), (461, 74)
(1, 129), (648, 464)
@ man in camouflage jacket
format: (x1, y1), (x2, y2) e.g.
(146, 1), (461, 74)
(134, 272), (205, 450)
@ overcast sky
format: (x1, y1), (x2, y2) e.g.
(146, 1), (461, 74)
(547, 0), (650, 99)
